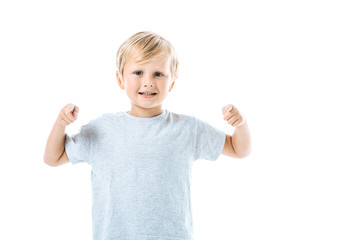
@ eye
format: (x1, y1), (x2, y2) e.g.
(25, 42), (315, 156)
(134, 71), (142, 76)
(155, 72), (163, 77)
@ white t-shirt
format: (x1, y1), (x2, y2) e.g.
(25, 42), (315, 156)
(65, 109), (226, 240)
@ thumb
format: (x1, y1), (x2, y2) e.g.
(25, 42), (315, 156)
(222, 104), (232, 114)
(226, 104), (233, 112)
(66, 104), (75, 114)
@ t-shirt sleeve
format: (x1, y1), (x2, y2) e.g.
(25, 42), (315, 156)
(65, 122), (95, 165)
(193, 117), (226, 161)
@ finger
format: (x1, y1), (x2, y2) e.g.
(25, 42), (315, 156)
(73, 108), (79, 118)
(226, 114), (238, 124)
(73, 106), (79, 115)
(223, 111), (233, 121)
(59, 116), (71, 126)
(231, 118), (240, 127)
(227, 116), (239, 126)
(229, 114), (245, 127)
(223, 109), (238, 121)
(64, 111), (75, 122)
(62, 114), (72, 124)
(233, 116), (246, 127)
(68, 109), (77, 119)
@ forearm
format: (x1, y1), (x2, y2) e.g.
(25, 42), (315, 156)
(232, 120), (251, 158)
(44, 121), (66, 165)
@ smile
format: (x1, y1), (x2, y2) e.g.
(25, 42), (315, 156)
(139, 92), (157, 98)
(139, 92), (157, 95)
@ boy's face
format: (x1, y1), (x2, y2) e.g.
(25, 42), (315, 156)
(116, 54), (176, 115)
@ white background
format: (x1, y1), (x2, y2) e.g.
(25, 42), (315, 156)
(1, 0), (359, 239)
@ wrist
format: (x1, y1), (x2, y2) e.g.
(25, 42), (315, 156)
(235, 112), (246, 128)
(55, 119), (67, 129)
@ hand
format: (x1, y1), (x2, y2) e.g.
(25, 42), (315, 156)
(56, 103), (79, 127)
(222, 104), (245, 127)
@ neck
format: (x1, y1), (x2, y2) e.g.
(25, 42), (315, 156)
(128, 105), (163, 118)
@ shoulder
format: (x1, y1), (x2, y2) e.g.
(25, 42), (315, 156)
(167, 110), (196, 124)
(82, 112), (121, 130)
(99, 111), (128, 121)
(169, 111), (210, 127)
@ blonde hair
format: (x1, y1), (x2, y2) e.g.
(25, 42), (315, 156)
(116, 31), (179, 82)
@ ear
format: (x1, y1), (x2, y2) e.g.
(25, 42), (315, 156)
(168, 76), (178, 92)
(116, 71), (125, 90)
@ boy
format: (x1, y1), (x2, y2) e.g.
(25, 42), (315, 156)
(44, 31), (251, 240)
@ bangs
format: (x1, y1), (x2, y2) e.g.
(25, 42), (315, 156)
(129, 37), (171, 65)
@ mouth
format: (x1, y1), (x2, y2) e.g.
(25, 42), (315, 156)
(138, 92), (157, 95)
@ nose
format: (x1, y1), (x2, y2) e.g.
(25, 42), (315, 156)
(143, 78), (154, 88)
(144, 82), (154, 87)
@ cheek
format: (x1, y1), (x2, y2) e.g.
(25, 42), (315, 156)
(159, 79), (171, 89)
(125, 77), (138, 89)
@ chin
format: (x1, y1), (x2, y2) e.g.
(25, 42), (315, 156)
(131, 102), (160, 109)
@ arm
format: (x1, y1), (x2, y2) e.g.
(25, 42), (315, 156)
(43, 122), (68, 166)
(221, 104), (251, 159)
(43, 104), (79, 167)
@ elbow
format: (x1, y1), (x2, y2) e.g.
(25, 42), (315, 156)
(44, 158), (55, 167)
(236, 151), (251, 159)
(236, 146), (252, 159)
(43, 155), (58, 167)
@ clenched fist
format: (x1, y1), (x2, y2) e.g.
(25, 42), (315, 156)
(56, 103), (79, 127)
(222, 104), (246, 127)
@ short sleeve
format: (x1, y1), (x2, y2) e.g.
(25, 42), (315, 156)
(65, 122), (94, 165)
(193, 117), (226, 161)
